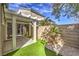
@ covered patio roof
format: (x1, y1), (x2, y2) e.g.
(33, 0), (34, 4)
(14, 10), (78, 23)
(5, 8), (45, 22)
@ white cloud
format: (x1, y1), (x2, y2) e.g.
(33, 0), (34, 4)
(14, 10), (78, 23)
(38, 4), (43, 6)
(43, 9), (52, 13)
(31, 6), (39, 10)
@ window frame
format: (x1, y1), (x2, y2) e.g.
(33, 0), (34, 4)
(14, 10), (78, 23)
(6, 20), (33, 40)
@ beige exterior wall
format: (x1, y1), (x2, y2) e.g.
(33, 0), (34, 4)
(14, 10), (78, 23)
(0, 4), (6, 55)
(0, 4), (2, 55)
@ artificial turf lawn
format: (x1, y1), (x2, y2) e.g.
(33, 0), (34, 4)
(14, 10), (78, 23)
(5, 40), (57, 56)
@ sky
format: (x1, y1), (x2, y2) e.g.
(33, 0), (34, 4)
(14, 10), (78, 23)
(8, 3), (79, 25)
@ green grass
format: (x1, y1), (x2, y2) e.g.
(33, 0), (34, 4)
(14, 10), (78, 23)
(5, 40), (59, 56)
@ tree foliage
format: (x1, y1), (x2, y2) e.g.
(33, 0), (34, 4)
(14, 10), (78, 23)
(52, 3), (79, 20)
(42, 25), (60, 46)
(39, 19), (53, 26)
(39, 17), (56, 26)
(41, 25), (64, 54)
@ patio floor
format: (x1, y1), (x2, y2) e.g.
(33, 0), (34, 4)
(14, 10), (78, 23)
(59, 44), (79, 56)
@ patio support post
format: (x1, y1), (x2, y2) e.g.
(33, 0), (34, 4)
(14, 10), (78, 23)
(12, 16), (16, 49)
(33, 21), (37, 42)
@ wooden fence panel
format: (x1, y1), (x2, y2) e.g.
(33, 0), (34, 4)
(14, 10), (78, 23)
(58, 24), (79, 55)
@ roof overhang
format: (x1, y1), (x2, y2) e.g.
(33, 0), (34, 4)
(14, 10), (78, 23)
(17, 9), (45, 21)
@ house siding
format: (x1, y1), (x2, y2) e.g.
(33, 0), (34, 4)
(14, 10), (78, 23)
(0, 4), (2, 55)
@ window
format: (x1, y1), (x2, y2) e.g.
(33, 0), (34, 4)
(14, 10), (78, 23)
(7, 22), (12, 39)
(7, 22), (33, 40)
(16, 24), (33, 38)
(17, 24), (23, 35)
